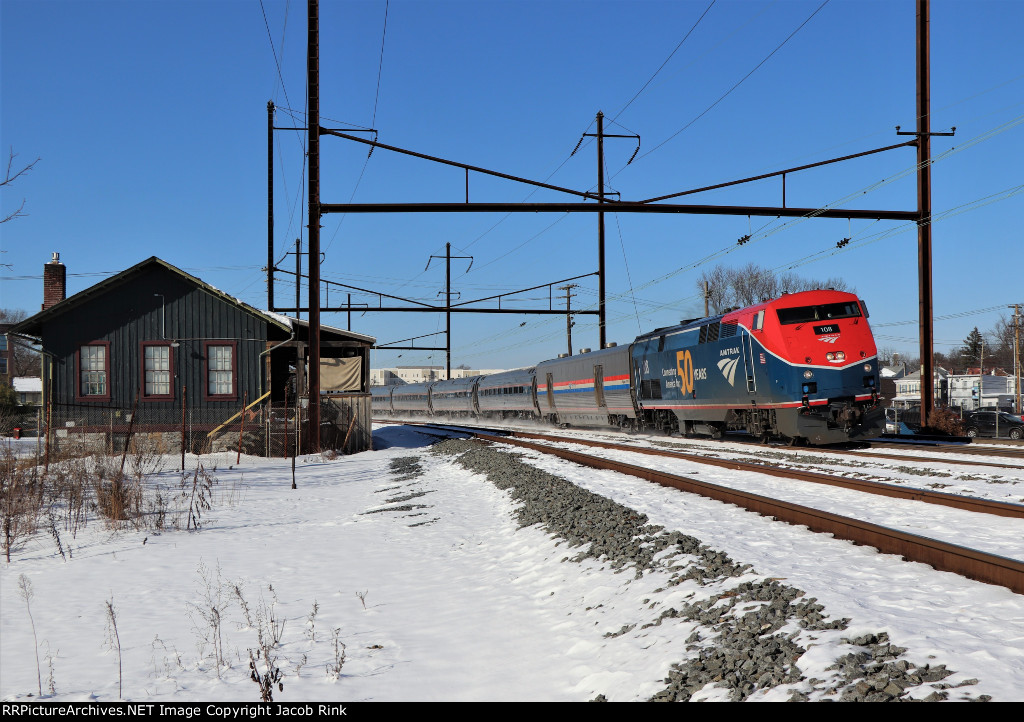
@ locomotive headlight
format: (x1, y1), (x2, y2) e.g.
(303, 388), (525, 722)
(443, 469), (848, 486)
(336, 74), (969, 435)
(803, 370), (814, 379)
(835, 351), (846, 361)
(863, 363), (873, 372)
(826, 352), (836, 361)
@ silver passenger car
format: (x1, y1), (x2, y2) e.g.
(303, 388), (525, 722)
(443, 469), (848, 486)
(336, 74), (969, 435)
(476, 367), (539, 420)
(390, 382), (433, 416)
(535, 345), (636, 428)
(370, 385), (394, 415)
(429, 376), (480, 417)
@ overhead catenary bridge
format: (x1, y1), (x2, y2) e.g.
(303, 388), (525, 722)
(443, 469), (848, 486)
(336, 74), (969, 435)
(320, 201), (920, 221)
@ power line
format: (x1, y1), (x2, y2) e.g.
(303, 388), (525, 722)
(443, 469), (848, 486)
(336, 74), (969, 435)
(259, 0), (294, 112)
(371, 0), (390, 128)
(610, 0), (716, 122)
(633, 0), (831, 164)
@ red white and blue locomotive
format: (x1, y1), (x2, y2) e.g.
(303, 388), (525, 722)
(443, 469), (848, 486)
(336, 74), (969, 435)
(372, 289), (885, 445)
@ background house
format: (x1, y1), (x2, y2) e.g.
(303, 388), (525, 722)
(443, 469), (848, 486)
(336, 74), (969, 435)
(948, 370), (1017, 412)
(12, 377), (42, 407)
(0, 326), (11, 386)
(891, 368), (949, 409)
(11, 256), (376, 454)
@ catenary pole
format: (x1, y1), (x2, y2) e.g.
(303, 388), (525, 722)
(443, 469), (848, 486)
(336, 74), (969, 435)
(596, 111), (606, 350)
(268, 101), (275, 311)
(916, 0), (935, 428)
(307, 0), (321, 451)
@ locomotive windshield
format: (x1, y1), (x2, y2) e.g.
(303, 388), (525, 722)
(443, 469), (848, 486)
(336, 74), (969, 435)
(776, 301), (862, 325)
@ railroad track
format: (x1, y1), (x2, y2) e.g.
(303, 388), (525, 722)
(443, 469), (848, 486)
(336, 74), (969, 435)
(492, 428), (1024, 519)
(868, 439), (1024, 462)
(645, 434), (1024, 471)
(378, 419), (1024, 595)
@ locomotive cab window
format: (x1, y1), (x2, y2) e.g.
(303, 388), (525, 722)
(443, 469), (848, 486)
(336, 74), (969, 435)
(777, 302), (862, 325)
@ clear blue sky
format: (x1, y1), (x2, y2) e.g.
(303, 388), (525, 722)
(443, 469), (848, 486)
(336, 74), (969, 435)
(2, 0), (1022, 370)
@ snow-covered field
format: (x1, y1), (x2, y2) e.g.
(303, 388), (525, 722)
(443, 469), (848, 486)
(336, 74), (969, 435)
(2, 425), (1023, 702)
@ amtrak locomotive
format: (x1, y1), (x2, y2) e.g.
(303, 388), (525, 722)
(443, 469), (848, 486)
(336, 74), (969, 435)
(372, 290), (885, 445)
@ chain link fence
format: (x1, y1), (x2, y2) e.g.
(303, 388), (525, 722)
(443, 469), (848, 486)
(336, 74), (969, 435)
(6, 396), (369, 471)
(27, 402), (296, 471)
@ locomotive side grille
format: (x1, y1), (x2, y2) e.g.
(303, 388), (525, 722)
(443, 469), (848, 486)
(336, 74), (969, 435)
(699, 322), (720, 344)
(640, 379), (662, 399)
(720, 322), (737, 338)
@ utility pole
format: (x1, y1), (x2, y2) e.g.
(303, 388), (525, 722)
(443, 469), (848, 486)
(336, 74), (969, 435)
(559, 284), (578, 356)
(979, 338), (984, 410)
(426, 243), (472, 378)
(703, 280), (711, 317)
(294, 238), (302, 320)
(1011, 304), (1022, 414)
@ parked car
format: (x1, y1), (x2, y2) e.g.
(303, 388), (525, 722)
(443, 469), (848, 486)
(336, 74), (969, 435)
(962, 410), (1024, 440)
(886, 407), (922, 434)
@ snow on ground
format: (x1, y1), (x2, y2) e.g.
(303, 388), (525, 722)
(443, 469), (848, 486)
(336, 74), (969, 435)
(2, 425), (1023, 702)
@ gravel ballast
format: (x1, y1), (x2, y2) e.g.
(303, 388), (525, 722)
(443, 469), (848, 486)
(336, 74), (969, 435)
(421, 438), (989, 702)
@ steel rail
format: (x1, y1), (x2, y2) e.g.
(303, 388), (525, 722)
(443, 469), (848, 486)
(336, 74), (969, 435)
(869, 440), (1024, 460)
(499, 429), (1024, 520)
(460, 430), (1024, 595)
(812, 446), (1024, 471)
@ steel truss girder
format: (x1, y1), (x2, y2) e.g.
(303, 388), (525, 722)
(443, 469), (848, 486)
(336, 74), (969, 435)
(320, 202), (919, 221)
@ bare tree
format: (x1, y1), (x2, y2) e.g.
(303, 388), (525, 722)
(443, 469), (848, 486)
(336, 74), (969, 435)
(987, 316), (1017, 372)
(2, 149), (40, 225)
(696, 263), (855, 313)
(1, 309), (40, 377)
(697, 265), (731, 315)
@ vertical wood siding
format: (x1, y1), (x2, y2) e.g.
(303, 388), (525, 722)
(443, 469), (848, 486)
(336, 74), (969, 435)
(44, 265), (273, 419)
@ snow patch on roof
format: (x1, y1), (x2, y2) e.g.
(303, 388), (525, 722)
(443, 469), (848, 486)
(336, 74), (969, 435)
(13, 377), (42, 393)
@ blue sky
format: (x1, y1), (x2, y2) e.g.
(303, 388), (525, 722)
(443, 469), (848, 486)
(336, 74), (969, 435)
(2, 0), (1022, 370)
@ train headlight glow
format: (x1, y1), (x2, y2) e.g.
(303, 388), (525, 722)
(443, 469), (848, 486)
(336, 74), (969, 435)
(864, 363), (873, 372)
(803, 370), (814, 379)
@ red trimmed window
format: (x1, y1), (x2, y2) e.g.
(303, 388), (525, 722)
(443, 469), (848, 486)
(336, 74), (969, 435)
(204, 341), (237, 400)
(77, 342), (111, 402)
(141, 342), (174, 400)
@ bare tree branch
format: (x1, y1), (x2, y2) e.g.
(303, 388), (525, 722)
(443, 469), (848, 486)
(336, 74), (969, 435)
(1, 149), (40, 224)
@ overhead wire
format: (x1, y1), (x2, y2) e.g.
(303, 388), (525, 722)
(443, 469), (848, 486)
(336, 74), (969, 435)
(451, 2), (718, 283)
(628, 0), (831, 167)
(610, 0), (717, 123)
(437, 0), (828, 305)
(324, 0), (390, 256)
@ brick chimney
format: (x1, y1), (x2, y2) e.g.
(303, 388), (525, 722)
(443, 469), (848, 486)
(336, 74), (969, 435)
(43, 252), (66, 310)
